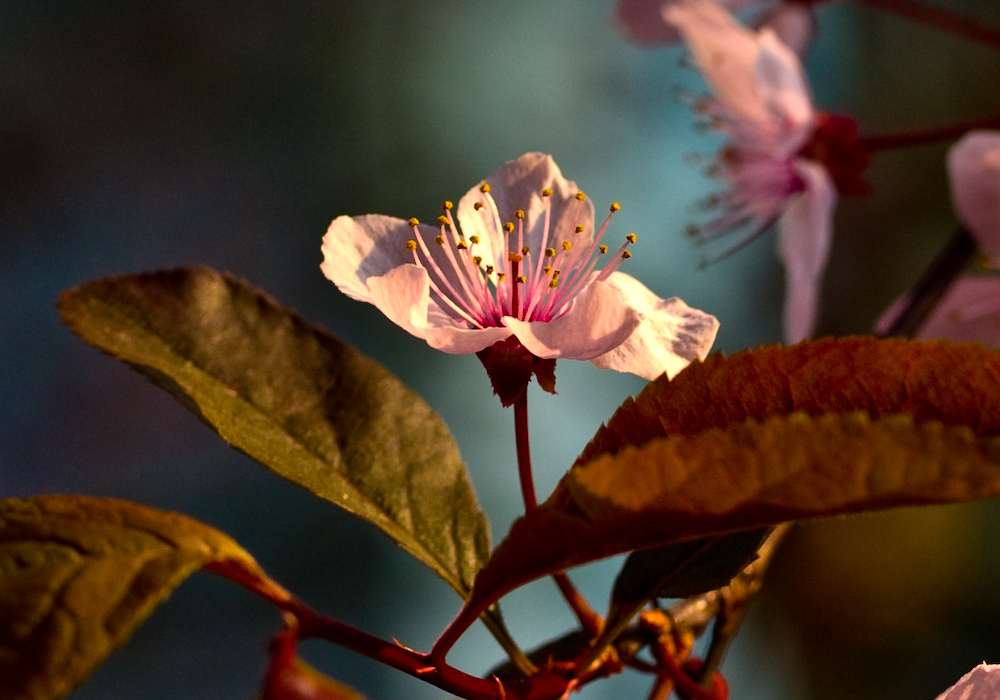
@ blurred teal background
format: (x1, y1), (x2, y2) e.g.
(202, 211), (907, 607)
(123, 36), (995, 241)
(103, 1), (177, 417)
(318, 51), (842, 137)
(2, 1), (999, 698)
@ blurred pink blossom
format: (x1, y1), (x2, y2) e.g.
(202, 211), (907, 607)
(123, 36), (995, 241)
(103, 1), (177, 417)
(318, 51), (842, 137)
(668, 0), (867, 343)
(876, 131), (1000, 346)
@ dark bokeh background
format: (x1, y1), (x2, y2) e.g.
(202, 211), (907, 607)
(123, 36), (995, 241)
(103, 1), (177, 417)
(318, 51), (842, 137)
(2, 1), (999, 699)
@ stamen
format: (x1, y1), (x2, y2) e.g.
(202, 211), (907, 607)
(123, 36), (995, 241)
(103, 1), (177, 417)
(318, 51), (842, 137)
(406, 240), (418, 252)
(542, 188), (553, 197)
(521, 246), (530, 255)
(408, 218), (420, 227)
(575, 192), (586, 201)
(473, 255), (482, 265)
(469, 235), (479, 245)
(457, 241), (469, 250)
(480, 183), (491, 193)
(435, 235), (445, 246)
(575, 225), (585, 233)
(515, 209), (525, 219)
(442, 200), (453, 211)
(474, 202), (483, 210)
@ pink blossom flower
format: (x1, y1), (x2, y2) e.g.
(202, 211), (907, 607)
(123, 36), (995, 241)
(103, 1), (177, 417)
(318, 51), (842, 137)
(614, 0), (819, 56)
(667, 0), (867, 344)
(935, 664), (1000, 700)
(321, 153), (720, 388)
(875, 131), (1000, 345)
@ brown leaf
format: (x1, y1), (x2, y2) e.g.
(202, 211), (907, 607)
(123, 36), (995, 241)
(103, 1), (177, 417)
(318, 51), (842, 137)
(576, 337), (1000, 465)
(451, 340), (1000, 633)
(0, 495), (291, 700)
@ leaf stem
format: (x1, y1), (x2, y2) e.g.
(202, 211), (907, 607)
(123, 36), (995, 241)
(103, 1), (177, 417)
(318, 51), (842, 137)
(853, 0), (1000, 51)
(880, 226), (976, 338)
(514, 392), (604, 638)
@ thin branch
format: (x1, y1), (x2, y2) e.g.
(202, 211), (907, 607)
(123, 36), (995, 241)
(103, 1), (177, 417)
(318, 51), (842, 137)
(853, 0), (1000, 51)
(880, 226), (976, 339)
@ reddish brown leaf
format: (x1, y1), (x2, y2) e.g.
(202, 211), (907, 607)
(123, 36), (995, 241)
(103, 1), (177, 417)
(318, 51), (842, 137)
(444, 340), (1000, 641)
(576, 337), (1000, 465)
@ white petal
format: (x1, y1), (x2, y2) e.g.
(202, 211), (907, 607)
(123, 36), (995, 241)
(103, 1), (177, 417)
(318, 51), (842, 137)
(753, 4), (817, 59)
(913, 276), (1000, 347)
(755, 28), (815, 153)
(948, 130), (1000, 255)
(665, 0), (769, 125)
(936, 664), (1000, 700)
(367, 265), (510, 354)
(321, 214), (415, 302)
(504, 279), (640, 361)
(614, 0), (758, 46)
(589, 272), (720, 380)
(777, 159), (837, 344)
(456, 153), (595, 273)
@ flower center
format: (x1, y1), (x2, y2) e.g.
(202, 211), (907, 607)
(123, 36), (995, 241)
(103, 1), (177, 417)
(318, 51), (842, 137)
(405, 187), (635, 330)
(798, 111), (872, 197)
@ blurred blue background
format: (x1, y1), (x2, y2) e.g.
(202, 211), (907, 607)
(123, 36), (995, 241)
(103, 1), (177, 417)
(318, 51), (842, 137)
(2, 1), (999, 698)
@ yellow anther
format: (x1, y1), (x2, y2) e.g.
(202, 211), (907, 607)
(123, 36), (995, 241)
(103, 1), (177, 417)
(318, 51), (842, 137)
(435, 235), (445, 246)
(457, 241), (469, 250)
(508, 252), (523, 263)
(473, 255), (483, 265)
(480, 183), (491, 193)
(552, 269), (560, 278)
(504, 222), (515, 233)
(474, 202), (484, 211)
(626, 233), (637, 244)
(545, 247), (556, 258)
(516, 275), (526, 284)
(406, 240), (418, 252)
(575, 225), (585, 233)
(562, 241), (572, 251)
(469, 235), (479, 245)
(542, 188), (553, 197)
(575, 192), (586, 201)
(442, 200), (453, 211)
(437, 215), (449, 225)
(610, 202), (621, 212)
(622, 250), (632, 259)
(497, 272), (506, 282)
(515, 209), (525, 220)
(521, 245), (530, 255)
(599, 245), (608, 254)
(543, 265), (552, 274)
(408, 217), (420, 228)
(549, 278), (559, 289)
(485, 264), (494, 274)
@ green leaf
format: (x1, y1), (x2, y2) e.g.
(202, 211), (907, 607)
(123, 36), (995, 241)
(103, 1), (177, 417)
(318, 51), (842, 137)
(454, 411), (1000, 635)
(58, 267), (489, 597)
(0, 495), (290, 700)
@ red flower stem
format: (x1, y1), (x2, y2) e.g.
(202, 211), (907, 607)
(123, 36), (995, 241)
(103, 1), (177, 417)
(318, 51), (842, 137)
(858, 114), (1000, 153)
(513, 393), (537, 511)
(853, 0), (1000, 50)
(514, 392), (604, 638)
